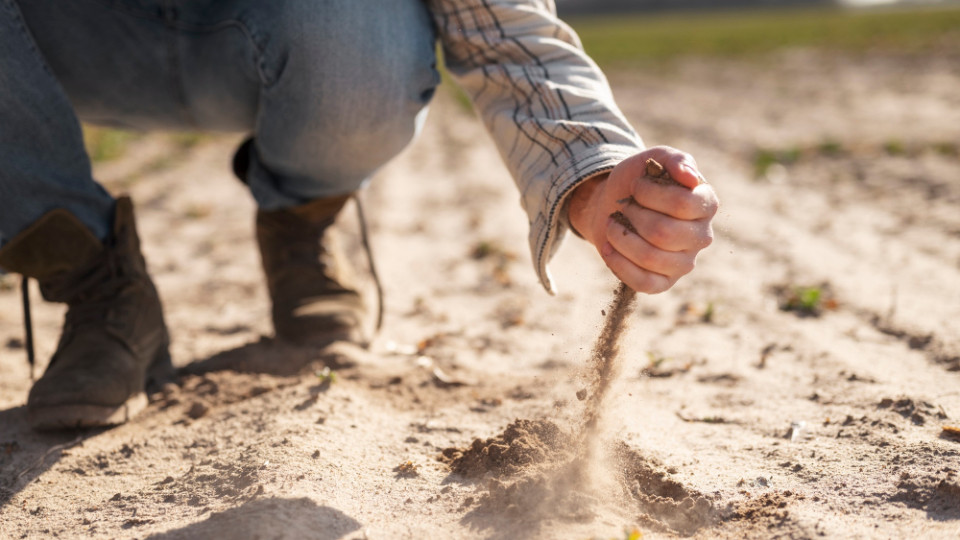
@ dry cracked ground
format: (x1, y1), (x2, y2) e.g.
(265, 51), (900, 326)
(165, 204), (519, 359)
(1, 48), (959, 539)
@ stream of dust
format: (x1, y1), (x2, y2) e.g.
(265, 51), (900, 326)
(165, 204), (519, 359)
(578, 158), (677, 450)
(439, 160), (719, 534)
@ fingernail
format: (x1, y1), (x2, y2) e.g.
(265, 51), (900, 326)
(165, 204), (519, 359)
(601, 242), (614, 257)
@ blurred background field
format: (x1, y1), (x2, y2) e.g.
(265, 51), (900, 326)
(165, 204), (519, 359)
(566, 4), (960, 66)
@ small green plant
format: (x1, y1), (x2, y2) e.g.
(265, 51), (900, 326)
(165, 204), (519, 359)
(169, 132), (208, 150)
(470, 240), (497, 260)
(933, 141), (958, 157)
(882, 139), (906, 156)
(752, 147), (801, 178)
(315, 366), (337, 384)
(82, 126), (143, 163)
(816, 139), (845, 157)
(701, 302), (716, 324)
(646, 351), (668, 370)
(793, 286), (821, 312)
(777, 283), (838, 317)
(470, 239), (516, 286)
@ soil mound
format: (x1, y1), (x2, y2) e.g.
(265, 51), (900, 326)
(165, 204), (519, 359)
(443, 422), (719, 536)
(615, 443), (719, 535)
(440, 419), (573, 478)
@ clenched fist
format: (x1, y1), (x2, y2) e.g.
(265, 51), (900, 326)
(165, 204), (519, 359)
(568, 146), (719, 294)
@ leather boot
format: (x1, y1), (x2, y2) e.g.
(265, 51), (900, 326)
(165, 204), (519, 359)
(256, 195), (367, 347)
(0, 197), (170, 430)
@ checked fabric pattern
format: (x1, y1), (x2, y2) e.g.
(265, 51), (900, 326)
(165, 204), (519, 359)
(426, 0), (645, 293)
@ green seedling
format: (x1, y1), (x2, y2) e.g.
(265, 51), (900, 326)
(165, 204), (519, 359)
(169, 132), (208, 150)
(933, 142), (958, 157)
(82, 126), (142, 163)
(777, 284), (838, 317)
(702, 302), (716, 324)
(817, 139), (845, 157)
(646, 351), (668, 370)
(883, 139), (906, 156)
(470, 240), (517, 286)
(752, 147), (801, 179)
(315, 367), (337, 384)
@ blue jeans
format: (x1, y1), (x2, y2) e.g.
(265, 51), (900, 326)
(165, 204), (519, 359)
(0, 0), (439, 243)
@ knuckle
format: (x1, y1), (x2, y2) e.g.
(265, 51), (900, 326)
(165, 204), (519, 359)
(695, 226), (715, 250)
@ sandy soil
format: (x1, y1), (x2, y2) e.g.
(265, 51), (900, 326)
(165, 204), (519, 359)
(1, 49), (959, 539)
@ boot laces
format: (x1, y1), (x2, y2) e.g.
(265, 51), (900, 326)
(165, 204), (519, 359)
(20, 250), (129, 377)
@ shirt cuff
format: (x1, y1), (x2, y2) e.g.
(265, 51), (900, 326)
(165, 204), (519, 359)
(531, 144), (641, 294)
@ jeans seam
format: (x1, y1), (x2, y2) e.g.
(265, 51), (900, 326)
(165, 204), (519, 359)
(5, 0), (57, 80)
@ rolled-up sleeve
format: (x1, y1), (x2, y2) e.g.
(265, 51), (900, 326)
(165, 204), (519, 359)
(426, 0), (644, 293)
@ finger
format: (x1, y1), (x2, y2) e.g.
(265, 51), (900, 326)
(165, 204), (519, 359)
(599, 242), (673, 294)
(606, 218), (696, 279)
(631, 182), (720, 222)
(619, 203), (714, 252)
(643, 146), (703, 189)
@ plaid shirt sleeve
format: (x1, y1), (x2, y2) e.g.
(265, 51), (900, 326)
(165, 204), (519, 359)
(426, 0), (645, 293)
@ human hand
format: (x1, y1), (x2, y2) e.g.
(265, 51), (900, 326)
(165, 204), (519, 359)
(567, 146), (718, 294)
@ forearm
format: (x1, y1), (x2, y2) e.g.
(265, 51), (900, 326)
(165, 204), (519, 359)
(426, 0), (644, 293)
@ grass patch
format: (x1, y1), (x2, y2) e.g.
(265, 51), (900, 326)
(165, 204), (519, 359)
(934, 141), (958, 157)
(883, 139), (907, 156)
(753, 147), (802, 178)
(82, 126), (143, 163)
(752, 138), (957, 179)
(567, 6), (960, 67)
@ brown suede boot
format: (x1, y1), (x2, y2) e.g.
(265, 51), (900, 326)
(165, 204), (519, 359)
(0, 197), (170, 430)
(256, 195), (367, 347)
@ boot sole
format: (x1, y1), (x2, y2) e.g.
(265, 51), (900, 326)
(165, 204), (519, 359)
(28, 393), (149, 430)
(28, 344), (172, 431)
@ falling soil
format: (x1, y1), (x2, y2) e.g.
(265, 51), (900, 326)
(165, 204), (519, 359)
(580, 158), (682, 437)
(439, 160), (717, 532)
(579, 281), (637, 434)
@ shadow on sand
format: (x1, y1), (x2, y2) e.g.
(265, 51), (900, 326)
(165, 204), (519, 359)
(146, 497), (362, 540)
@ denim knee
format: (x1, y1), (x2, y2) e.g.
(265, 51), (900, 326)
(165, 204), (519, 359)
(243, 0), (441, 209)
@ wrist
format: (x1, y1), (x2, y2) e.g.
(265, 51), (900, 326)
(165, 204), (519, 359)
(568, 173), (608, 243)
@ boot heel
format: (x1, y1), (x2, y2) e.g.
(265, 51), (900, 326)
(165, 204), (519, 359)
(146, 344), (175, 391)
